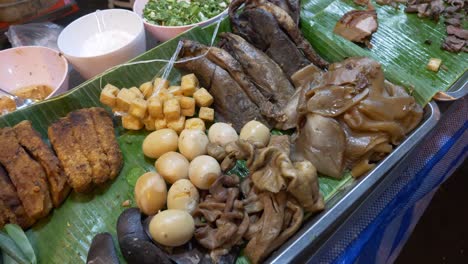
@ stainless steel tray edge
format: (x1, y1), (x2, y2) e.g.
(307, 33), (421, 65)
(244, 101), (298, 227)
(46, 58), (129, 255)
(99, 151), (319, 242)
(433, 71), (468, 101)
(266, 101), (441, 264)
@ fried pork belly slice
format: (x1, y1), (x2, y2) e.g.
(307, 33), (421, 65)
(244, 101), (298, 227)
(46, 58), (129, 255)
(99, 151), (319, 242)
(48, 118), (93, 193)
(14, 120), (71, 207)
(0, 165), (35, 228)
(89, 107), (123, 180)
(69, 109), (111, 185)
(0, 128), (52, 220)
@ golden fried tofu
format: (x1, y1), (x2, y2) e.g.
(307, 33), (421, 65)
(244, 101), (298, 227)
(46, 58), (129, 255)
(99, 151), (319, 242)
(164, 98), (181, 121)
(100, 84), (120, 107)
(116, 88), (138, 112)
(70, 110), (111, 185)
(89, 107), (123, 180)
(48, 118), (93, 193)
(199, 107), (214, 121)
(193, 88), (213, 107)
(0, 128), (52, 220)
(148, 96), (163, 118)
(143, 115), (156, 131)
(167, 116), (185, 134)
(168, 86), (183, 96)
(181, 74), (198, 96)
(153, 78), (170, 92)
(122, 114), (144, 130)
(154, 118), (167, 130)
(129, 98), (148, 119)
(14, 120), (71, 207)
(139, 81), (154, 99)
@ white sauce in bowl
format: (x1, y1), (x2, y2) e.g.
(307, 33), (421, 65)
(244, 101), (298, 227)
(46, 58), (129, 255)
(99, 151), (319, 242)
(80, 30), (135, 57)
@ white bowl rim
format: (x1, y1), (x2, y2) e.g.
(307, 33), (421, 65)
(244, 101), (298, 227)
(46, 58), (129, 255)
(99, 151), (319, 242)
(133, 0), (228, 29)
(0, 45), (69, 99)
(57, 8), (145, 59)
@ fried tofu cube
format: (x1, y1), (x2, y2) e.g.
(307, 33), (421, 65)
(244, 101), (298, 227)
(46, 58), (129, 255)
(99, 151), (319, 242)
(100, 84), (120, 107)
(116, 88), (137, 112)
(154, 118), (167, 130)
(193, 88), (213, 107)
(153, 78), (170, 92)
(139, 81), (154, 99)
(184, 118), (206, 131)
(167, 116), (186, 134)
(129, 98), (148, 119)
(159, 91), (174, 102)
(122, 115), (143, 130)
(427, 58), (442, 72)
(181, 107), (195, 117)
(129, 87), (144, 99)
(168, 86), (183, 96)
(163, 98), (180, 121)
(181, 74), (198, 96)
(199, 107), (214, 121)
(180, 97), (195, 116)
(143, 116), (156, 131)
(179, 96), (195, 109)
(148, 97), (163, 118)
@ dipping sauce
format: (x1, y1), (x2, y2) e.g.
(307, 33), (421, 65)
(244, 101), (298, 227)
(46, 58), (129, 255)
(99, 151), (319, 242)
(80, 30), (135, 57)
(0, 85), (53, 115)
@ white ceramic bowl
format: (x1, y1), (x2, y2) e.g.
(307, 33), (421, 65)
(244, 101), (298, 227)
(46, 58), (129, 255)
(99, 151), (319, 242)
(133, 0), (228, 42)
(0, 46), (69, 99)
(58, 9), (146, 80)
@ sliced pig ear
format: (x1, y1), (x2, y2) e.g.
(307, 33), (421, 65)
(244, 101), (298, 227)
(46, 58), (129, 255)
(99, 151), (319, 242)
(294, 113), (346, 178)
(307, 86), (369, 117)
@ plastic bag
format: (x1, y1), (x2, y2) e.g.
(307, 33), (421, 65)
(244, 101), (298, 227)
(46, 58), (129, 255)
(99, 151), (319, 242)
(5, 22), (63, 50)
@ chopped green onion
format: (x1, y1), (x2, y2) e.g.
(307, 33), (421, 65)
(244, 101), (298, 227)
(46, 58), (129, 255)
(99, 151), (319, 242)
(143, 0), (229, 26)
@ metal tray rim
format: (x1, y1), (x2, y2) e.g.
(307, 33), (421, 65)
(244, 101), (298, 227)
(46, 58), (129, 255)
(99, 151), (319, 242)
(266, 100), (441, 264)
(433, 71), (468, 101)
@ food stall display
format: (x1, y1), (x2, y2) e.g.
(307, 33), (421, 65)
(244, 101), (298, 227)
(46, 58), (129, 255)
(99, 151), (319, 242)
(0, 0), (466, 263)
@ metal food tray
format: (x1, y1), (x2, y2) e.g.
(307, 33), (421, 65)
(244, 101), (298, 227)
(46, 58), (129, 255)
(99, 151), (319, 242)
(266, 101), (441, 263)
(432, 71), (468, 101)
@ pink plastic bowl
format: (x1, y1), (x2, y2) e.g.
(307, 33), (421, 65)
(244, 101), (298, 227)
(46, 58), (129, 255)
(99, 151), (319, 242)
(0, 46), (69, 99)
(133, 0), (228, 42)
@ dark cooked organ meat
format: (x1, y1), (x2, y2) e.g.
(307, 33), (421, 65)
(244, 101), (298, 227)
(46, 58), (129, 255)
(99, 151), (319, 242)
(334, 7), (378, 47)
(48, 117), (94, 193)
(14, 120), (71, 207)
(0, 165), (36, 229)
(0, 128), (53, 220)
(48, 107), (123, 192)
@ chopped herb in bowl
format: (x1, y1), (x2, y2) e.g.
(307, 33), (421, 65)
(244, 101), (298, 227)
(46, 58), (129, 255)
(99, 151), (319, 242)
(143, 0), (230, 27)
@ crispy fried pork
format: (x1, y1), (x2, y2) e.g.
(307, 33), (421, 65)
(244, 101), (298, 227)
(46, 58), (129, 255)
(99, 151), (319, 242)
(48, 118), (94, 193)
(90, 107), (123, 180)
(0, 128), (52, 220)
(0, 199), (8, 228)
(0, 165), (35, 228)
(13, 120), (71, 207)
(69, 109), (111, 185)
(48, 108), (123, 192)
